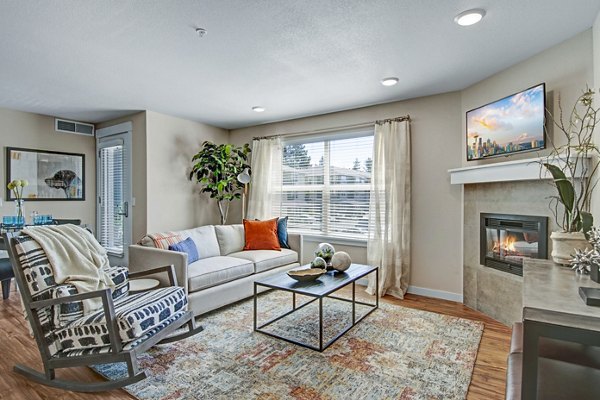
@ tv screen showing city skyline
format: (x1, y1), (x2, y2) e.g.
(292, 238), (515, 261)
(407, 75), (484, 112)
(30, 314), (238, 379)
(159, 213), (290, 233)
(466, 83), (545, 161)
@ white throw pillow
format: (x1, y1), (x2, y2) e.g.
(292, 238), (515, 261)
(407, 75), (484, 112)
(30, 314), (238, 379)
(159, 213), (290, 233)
(214, 224), (245, 255)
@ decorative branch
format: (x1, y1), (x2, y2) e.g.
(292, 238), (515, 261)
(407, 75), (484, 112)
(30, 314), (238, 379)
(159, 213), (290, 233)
(541, 87), (600, 234)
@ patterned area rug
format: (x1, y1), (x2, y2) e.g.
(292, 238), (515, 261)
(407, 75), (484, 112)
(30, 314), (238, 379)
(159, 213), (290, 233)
(94, 291), (484, 400)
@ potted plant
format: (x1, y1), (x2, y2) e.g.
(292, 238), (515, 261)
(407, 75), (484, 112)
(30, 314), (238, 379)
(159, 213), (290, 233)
(542, 88), (600, 264)
(189, 141), (251, 225)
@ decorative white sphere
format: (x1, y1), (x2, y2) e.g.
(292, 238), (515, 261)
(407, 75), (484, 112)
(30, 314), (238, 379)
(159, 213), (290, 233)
(311, 256), (327, 269)
(331, 251), (352, 272)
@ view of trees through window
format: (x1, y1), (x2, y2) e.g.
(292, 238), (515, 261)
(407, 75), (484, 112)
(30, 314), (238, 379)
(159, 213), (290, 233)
(278, 134), (374, 238)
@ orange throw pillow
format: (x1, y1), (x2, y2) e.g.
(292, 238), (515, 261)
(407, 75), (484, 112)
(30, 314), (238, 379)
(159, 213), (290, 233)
(243, 218), (281, 251)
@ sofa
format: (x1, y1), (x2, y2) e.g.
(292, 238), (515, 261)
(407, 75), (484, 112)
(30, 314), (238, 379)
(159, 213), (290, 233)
(129, 224), (302, 316)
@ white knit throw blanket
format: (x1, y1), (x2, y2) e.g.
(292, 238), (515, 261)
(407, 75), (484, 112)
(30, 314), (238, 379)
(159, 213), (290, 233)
(23, 224), (115, 313)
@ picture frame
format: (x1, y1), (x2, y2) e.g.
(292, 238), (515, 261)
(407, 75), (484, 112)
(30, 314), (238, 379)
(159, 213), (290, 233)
(5, 147), (85, 201)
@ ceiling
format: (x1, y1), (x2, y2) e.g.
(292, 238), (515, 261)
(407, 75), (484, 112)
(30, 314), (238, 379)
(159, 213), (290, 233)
(1, 1), (599, 130)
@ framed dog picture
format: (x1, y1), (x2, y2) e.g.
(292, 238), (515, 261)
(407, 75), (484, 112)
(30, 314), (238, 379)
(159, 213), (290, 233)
(5, 147), (85, 201)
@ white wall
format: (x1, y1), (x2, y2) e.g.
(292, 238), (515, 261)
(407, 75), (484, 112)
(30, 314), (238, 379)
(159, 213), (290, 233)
(592, 14), (600, 220)
(461, 30), (594, 168)
(230, 92), (463, 297)
(145, 111), (229, 233)
(0, 108), (96, 228)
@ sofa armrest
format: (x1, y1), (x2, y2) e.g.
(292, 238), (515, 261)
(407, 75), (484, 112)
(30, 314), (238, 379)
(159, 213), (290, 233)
(287, 233), (303, 264)
(128, 245), (188, 293)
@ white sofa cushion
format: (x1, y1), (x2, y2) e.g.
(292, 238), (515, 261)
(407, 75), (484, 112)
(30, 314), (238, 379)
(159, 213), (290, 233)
(214, 224), (245, 255)
(178, 225), (221, 259)
(187, 256), (253, 292)
(228, 249), (298, 273)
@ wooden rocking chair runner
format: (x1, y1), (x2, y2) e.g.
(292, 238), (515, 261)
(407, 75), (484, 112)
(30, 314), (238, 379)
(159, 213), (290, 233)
(4, 232), (203, 392)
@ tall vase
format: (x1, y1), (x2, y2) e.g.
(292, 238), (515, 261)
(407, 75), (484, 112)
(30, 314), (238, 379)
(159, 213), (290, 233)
(14, 199), (24, 226)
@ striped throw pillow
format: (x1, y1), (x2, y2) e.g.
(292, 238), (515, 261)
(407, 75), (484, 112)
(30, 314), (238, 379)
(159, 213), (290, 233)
(141, 232), (184, 249)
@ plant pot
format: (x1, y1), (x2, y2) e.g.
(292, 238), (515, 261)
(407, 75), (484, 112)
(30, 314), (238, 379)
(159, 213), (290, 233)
(590, 263), (600, 283)
(550, 231), (590, 265)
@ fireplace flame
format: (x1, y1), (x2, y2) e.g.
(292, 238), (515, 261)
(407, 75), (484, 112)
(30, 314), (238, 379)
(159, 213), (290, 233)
(492, 234), (518, 254)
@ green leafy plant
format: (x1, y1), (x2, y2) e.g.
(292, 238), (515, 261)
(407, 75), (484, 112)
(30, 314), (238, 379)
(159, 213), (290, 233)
(543, 88), (600, 234)
(189, 141), (251, 224)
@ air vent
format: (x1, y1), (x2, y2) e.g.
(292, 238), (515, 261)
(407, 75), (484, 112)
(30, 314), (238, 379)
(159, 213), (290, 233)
(55, 118), (95, 136)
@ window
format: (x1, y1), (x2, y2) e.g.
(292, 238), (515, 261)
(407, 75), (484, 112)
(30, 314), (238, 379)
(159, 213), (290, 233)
(277, 131), (374, 239)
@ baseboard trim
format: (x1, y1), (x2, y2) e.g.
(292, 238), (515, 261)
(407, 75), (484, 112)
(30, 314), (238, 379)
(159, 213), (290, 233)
(356, 279), (463, 303)
(407, 286), (463, 303)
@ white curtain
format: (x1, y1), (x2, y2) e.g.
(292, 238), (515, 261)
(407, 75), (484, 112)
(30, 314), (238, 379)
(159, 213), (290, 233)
(246, 137), (282, 220)
(366, 119), (411, 299)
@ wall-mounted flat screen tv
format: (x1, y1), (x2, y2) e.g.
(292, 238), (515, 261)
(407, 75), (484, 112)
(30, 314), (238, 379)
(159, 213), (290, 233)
(466, 83), (546, 161)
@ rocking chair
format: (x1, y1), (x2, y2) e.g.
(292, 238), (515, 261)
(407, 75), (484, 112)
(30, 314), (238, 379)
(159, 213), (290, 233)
(3, 231), (203, 392)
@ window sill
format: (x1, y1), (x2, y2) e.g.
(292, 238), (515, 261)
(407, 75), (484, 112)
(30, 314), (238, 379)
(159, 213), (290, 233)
(294, 233), (368, 248)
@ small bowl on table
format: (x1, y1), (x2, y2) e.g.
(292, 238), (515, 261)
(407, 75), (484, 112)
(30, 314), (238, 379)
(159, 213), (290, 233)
(287, 268), (326, 282)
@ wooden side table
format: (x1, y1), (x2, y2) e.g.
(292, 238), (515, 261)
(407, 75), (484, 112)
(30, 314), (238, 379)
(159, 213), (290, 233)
(129, 278), (159, 293)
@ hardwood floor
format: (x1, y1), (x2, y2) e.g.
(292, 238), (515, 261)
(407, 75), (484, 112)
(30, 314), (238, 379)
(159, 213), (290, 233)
(0, 284), (510, 400)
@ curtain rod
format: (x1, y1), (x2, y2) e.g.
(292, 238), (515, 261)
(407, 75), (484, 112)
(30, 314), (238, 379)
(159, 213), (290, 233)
(252, 115), (410, 141)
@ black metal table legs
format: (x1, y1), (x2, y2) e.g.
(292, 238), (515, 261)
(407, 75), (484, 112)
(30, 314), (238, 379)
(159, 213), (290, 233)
(254, 268), (379, 352)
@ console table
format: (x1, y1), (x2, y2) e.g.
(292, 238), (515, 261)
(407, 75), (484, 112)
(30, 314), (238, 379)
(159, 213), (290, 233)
(522, 259), (600, 399)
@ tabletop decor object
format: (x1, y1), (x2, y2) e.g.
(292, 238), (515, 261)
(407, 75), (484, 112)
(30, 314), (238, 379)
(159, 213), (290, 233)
(310, 256), (327, 269)
(331, 251), (352, 272)
(286, 268), (326, 282)
(7, 179), (28, 226)
(315, 243), (335, 270)
(571, 226), (600, 283)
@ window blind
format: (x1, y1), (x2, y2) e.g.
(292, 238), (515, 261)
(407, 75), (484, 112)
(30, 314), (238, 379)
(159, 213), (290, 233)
(279, 133), (374, 239)
(98, 144), (124, 255)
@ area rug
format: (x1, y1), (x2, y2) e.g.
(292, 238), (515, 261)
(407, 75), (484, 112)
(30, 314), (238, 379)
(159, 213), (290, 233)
(94, 291), (484, 400)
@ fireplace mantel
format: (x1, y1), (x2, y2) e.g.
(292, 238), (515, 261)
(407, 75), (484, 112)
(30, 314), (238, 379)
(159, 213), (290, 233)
(448, 155), (591, 185)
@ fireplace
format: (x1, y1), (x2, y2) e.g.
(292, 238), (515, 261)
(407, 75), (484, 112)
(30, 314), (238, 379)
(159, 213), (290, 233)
(480, 213), (548, 276)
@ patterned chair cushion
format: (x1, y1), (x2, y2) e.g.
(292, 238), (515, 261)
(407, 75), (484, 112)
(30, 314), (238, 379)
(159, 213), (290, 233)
(14, 235), (56, 299)
(57, 310), (187, 357)
(53, 286), (187, 353)
(106, 265), (130, 301)
(51, 266), (129, 328)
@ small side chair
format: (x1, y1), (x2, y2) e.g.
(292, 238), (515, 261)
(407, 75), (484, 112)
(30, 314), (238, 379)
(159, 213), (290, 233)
(4, 231), (203, 392)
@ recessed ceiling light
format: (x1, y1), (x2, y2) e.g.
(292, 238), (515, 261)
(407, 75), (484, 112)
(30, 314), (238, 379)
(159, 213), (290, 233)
(196, 28), (207, 37)
(381, 77), (399, 86)
(252, 106), (265, 113)
(454, 9), (486, 26)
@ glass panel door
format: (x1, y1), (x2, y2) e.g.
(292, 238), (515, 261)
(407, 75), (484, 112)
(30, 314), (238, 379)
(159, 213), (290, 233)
(98, 139), (125, 255)
(96, 123), (132, 266)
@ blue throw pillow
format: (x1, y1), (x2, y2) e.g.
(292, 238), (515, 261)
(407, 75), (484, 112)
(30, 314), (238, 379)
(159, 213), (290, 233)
(168, 237), (200, 264)
(277, 216), (290, 249)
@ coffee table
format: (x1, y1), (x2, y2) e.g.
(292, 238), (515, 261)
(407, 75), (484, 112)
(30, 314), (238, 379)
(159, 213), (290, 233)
(253, 263), (378, 352)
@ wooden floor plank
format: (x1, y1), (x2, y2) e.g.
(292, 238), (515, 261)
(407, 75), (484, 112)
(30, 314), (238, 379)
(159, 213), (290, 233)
(0, 284), (509, 399)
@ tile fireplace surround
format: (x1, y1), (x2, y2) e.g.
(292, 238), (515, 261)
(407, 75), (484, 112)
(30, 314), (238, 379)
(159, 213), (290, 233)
(463, 180), (559, 325)
(448, 155), (589, 325)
